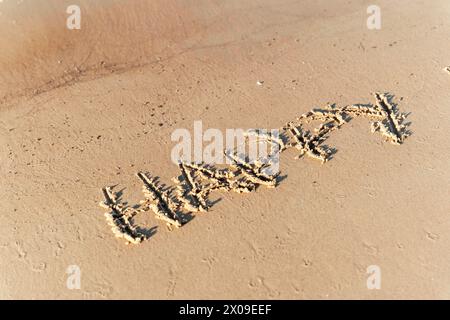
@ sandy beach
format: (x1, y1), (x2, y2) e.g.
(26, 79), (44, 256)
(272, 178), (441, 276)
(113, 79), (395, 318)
(1, 0), (449, 299)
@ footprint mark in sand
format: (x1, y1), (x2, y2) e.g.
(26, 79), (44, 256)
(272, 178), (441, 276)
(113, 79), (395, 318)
(15, 241), (27, 259)
(426, 231), (439, 241)
(82, 281), (114, 299)
(363, 242), (379, 256)
(31, 262), (47, 272)
(302, 258), (313, 267)
(13, 241), (47, 272)
(201, 255), (218, 271)
(248, 276), (280, 298)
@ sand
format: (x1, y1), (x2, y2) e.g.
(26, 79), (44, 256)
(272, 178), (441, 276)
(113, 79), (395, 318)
(1, 0), (449, 299)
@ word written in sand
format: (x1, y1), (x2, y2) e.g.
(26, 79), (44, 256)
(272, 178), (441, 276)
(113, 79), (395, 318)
(99, 92), (410, 244)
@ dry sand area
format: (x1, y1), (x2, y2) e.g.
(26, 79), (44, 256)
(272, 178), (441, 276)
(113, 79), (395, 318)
(0, 0), (449, 299)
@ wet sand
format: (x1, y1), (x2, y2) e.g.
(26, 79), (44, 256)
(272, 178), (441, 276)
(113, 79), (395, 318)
(1, 0), (450, 299)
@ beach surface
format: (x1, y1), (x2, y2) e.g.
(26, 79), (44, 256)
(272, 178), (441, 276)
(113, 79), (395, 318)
(1, 0), (449, 299)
